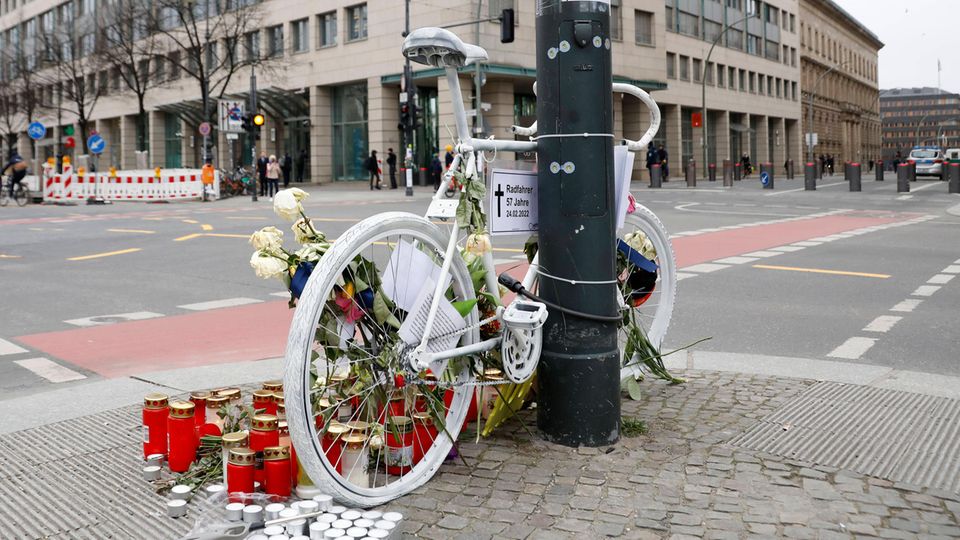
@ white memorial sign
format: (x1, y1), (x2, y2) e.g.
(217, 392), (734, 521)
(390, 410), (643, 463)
(489, 168), (538, 235)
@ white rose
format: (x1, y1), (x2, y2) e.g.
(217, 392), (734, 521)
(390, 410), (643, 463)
(294, 243), (329, 263)
(465, 233), (492, 256)
(249, 226), (283, 251)
(292, 217), (324, 244)
(250, 252), (288, 279)
(273, 187), (308, 221)
(624, 231), (657, 260)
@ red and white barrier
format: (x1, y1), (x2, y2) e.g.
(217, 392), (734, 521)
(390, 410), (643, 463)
(42, 168), (218, 203)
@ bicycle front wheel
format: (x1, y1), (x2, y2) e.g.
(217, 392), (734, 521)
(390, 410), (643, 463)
(14, 186), (29, 206)
(284, 212), (480, 507)
(617, 204), (677, 381)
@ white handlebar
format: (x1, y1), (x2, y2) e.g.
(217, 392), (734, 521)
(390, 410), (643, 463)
(613, 83), (661, 152)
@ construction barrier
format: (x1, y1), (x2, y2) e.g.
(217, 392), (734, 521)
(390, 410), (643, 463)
(42, 168), (220, 203)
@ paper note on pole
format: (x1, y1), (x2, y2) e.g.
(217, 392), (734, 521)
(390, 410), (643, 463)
(381, 240), (451, 313)
(398, 276), (466, 377)
(488, 169), (538, 235)
(614, 146), (636, 229)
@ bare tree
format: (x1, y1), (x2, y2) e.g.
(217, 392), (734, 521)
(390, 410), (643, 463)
(148, 0), (268, 158)
(0, 19), (45, 155)
(99, 0), (161, 152)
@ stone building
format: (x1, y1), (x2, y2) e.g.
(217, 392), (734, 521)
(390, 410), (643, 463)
(798, 0), (882, 166)
(1, 0), (806, 182)
(880, 87), (960, 163)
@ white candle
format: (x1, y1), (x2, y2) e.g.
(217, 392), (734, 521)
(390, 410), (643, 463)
(340, 434), (369, 488)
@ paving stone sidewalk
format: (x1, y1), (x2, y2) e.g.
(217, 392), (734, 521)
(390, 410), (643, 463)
(2, 370), (958, 539)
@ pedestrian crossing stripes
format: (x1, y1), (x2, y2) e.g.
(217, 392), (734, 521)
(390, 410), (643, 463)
(13, 357), (86, 383)
(0, 338), (27, 356)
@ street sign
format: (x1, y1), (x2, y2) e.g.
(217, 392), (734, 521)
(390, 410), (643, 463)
(805, 132), (818, 147)
(488, 168), (538, 235)
(226, 133), (239, 140)
(218, 99), (245, 133)
(27, 121), (46, 141)
(760, 171), (770, 186)
(198, 122), (212, 136)
(87, 134), (106, 155)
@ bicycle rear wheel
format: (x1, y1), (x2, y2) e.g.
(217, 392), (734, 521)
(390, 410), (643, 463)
(617, 204), (676, 381)
(14, 185), (29, 206)
(284, 212), (479, 507)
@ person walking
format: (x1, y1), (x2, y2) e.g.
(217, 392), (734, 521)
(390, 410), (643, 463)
(444, 145), (454, 170)
(366, 150), (381, 190)
(645, 143), (658, 182)
(740, 153), (753, 177)
(387, 148), (398, 189)
(266, 155), (281, 198)
(281, 151), (292, 188)
(296, 148), (307, 182)
(257, 151), (268, 196)
(657, 144), (669, 178)
(430, 151), (443, 190)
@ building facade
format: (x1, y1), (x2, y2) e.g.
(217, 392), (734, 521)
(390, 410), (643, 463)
(798, 0), (882, 167)
(1, 0), (806, 182)
(880, 87), (960, 162)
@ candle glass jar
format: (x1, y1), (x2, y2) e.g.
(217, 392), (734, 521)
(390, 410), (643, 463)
(340, 434), (369, 488)
(250, 414), (279, 485)
(205, 395), (230, 435)
(411, 412), (438, 466)
(252, 389), (274, 415)
(263, 446), (292, 499)
(226, 447), (256, 503)
(271, 391), (285, 418)
(190, 391), (210, 427)
(221, 431), (249, 488)
(167, 401), (197, 473)
(142, 393), (169, 459)
(262, 380), (283, 393)
(385, 416), (413, 476)
(322, 422), (350, 474)
(278, 421), (297, 487)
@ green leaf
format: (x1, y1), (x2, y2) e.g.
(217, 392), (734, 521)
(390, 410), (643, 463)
(451, 299), (478, 318)
(467, 179), (486, 201)
(456, 195), (473, 229)
(470, 270), (487, 293)
(385, 313), (402, 329)
(626, 377), (643, 401)
(373, 291), (390, 325)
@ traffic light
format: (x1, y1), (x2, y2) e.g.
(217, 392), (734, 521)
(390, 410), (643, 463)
(241, 113), (265, 140)
(500, 8), (514, 43)
(241, 113), (253, 132)
(252, 113), (264, 141)
(399, 104), (410, 132)
(64, 125), (75, 136)
(411, 103), (422, 130)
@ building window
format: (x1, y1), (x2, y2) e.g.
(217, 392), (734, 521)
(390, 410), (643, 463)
(692, 58), (702, 83)
(333, 82), (368, 181)
(666, 52), (676, 79)
(749, 71), (755, 93)
(292, 18), (308, 53)
(347, 4), (367, 41)
(245, 31), (260, 61)
(610, 0), (621, 40)
(705, 61), (714, 85)
(155, 57), (166, 82)
(739, 69), (746, 92)
(765, 40), (779, 61)
(169, 52), (180, 80)
(205, 42), (218, 69)
(747, 34), (761, 56)
(665, 5), (674, 32)
(318, 11), (336, 48)
(716, 64), (724, 87)
(791, 47), (796, 67)
(726, 27), (742, 50)
(677, 8), (699, 38)
(704, 20), (721, 43)
(728, 66), (736, 89)
(678, 55), (689, 81)
(80, 33), (95, 56)
(267, 25), (283, 57)
(635, 10), (653, 45)
(78, 0), (94, 16)
(789, 13), (796, 32)
(767, 75), (773, 96)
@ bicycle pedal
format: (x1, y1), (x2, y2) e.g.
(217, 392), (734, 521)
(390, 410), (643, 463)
(501, 300), (548, 332)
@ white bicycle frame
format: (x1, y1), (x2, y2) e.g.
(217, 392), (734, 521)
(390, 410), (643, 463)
(411, 66), (661, 370)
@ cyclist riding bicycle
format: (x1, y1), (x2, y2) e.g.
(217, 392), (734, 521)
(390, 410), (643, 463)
(3, 149), (28, 197)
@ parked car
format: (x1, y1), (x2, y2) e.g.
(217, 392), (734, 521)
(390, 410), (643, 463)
(907, 146), (946, 180)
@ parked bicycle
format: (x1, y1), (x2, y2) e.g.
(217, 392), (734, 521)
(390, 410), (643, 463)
(0, 174), (30, 207)
(219, 166), (255, 197)
(283, 28), (676, 507)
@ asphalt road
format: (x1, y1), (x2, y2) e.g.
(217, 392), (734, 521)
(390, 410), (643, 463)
(1, 173), (958, 399)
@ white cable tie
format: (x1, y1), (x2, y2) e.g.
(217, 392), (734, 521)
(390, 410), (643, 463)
(532, 264), (618, 285)
(533, 133), (615, 141)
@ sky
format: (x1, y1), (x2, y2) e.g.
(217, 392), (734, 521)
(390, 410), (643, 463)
(832, 0), (958, 92)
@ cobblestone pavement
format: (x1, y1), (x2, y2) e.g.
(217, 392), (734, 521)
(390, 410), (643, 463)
(2, 370), (959, 539)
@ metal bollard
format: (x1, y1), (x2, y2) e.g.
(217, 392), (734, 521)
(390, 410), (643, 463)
(804, 162), (817, 190)
(949, 163), (960, 194)
(909, 161), (917, 182)
(875, 160), (884, 181)
(734, 162), (742, 181)
(849, 162), (861, 192)
(759, 163), (774, 189)
(708, 163), (716, 182)
(686, 160), (697, 187)
(787, 159), (795, 179)
(722, 160), (733, 187)
(897, 163), (911, 193)
(650, 163), (662, 188)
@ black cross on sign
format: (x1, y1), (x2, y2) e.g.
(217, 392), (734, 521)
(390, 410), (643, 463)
(494, 184), (504, 217)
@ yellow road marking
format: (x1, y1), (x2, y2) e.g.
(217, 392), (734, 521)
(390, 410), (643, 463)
(492, 247), (523, 253)
(0, 254), (22, 259)
(68, 248), (142, 261)
(108, 228), (156, 234)
(182, 219), (199, 224)
(201, 224), (214, 231)
(174, 233), (203, 242)
(174, 233), (250, 242)
(752, 264), (890, 279)
(226, 216), (268, 221)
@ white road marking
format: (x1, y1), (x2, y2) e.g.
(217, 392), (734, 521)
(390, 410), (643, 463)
(863, 315), (902, 333)
(897, 195), (913, 200)
(0, 338), (28, 356)
(743, 250), (783, 258)
(769, 246), (805, 253)
(827, 337), (877, 360)
(890, 299), (922, 313)
(682, 263), (730, 274)
(64, 311), (165, 328)
(942, 265), (960, 274)
(792, 241), (822, 247)
(178, 298), (264, 311)
(676, 272), (698, 281)
(14, 357), (87, 383)
(911, 285), (941, 297)
(270, 292), (290, 298)
(910, 181), (944, 193)
(714, 256), (759, 265)
(928, 274), (955, 285)
(764, 181), (847, 195)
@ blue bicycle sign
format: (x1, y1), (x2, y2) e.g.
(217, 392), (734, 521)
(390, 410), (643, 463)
(27, 122), (46, 141)
(760, 171), (770, 186)
(87, 134), (106, 155)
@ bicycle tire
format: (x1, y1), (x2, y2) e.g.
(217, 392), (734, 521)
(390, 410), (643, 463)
(14, 186), (28, 206)
(284, 212), (479, 507)
(617, 204), (677, 381)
